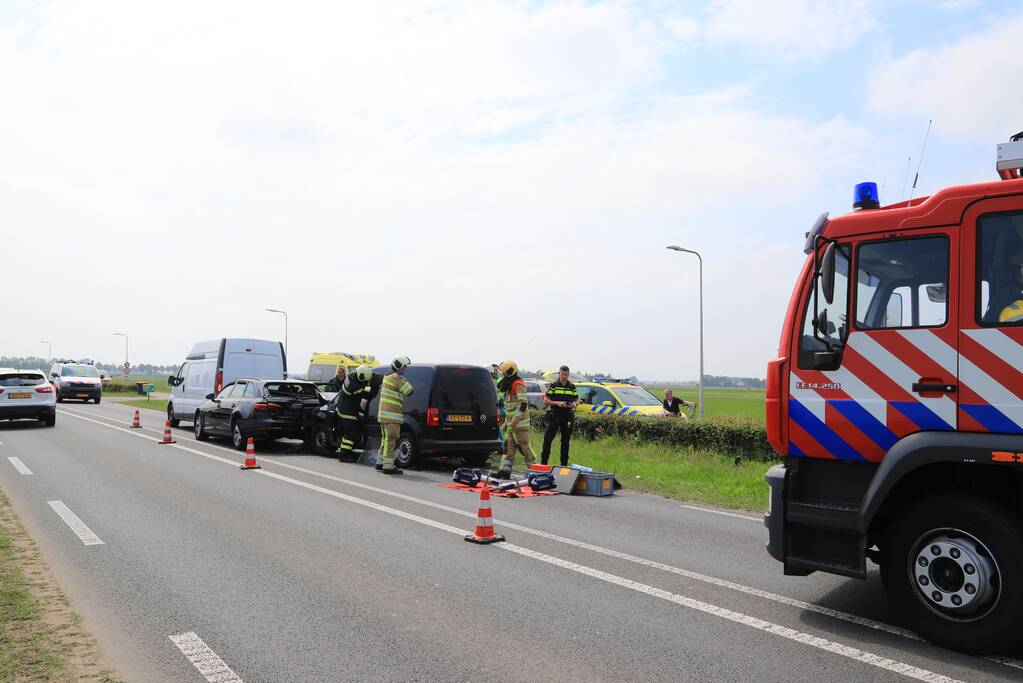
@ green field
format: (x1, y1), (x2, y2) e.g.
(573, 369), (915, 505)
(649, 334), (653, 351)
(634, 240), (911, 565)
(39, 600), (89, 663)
(119, 398), (169, 412)
(644, 386), (765, 423)
(101, 374), (170, 397)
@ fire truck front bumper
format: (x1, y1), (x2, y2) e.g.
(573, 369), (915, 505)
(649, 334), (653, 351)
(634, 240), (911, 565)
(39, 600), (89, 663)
(764, 464), (786, 563)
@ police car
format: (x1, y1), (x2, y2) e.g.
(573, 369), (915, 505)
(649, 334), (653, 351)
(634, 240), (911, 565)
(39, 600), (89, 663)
(574, 378), (670, 417)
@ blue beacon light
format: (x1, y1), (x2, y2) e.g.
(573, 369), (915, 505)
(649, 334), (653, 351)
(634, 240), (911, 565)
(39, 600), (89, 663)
(853, 181), (880, 211)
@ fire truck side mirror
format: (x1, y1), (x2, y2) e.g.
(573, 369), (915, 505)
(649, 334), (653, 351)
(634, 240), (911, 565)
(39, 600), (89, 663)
(820, 242), (837, 305)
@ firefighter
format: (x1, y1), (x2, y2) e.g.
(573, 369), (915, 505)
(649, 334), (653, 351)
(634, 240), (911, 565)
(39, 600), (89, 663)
(491, 364), (506, 454)
(999, 251), (1023, 323)
(336, 365), (374, 463)
(496, 360), (536, 479)
(377, 356), (414, 475)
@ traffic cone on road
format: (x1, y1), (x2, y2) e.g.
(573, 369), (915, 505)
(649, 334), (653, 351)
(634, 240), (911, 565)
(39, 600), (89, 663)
(130, 409), (141, 429)
(157, 420), (176, 444)
(464, 483), (505, 544)
(240, 437), (261, 470)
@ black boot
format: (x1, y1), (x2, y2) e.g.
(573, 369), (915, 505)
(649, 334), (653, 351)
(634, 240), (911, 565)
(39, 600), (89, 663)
(375, 463), (383, 471)
(496, 469), (512, 480)
(381, 468), (403, 475)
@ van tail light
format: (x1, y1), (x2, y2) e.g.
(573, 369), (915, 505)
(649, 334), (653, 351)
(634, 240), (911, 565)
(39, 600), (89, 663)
(35, 385), (54, 394)
(215, 370), (224, 394)
(253, 402), (283, 412)
(427, 408), (440, 427)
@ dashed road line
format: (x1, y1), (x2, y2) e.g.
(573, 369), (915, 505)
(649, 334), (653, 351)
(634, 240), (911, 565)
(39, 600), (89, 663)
(7, 456), (32, 475)
(47, 501), (104, 546)
(58, 408), (961, 681)
(170, 632), (243, 683)
(680, 504), (761, 522)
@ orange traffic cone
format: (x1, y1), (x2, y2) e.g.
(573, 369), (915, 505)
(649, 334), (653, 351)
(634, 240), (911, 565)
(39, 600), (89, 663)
(157, 420), (176, 444)
(130, 409), (141, 428)
(240, 437), (260, 470)
(464, 483), (505, 544)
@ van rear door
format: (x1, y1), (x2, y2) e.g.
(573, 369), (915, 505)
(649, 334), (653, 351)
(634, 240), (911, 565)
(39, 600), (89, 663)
(222, 339), (285, 383)
(433, 366), (499, 440)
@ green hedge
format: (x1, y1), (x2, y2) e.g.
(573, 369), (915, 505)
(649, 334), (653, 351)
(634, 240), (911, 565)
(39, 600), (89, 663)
(529, 409), (777, 461)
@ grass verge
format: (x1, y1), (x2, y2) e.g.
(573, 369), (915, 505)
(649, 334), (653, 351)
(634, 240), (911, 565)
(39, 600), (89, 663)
(644, 386), (766, 423)
(117, 398), (168, 412)
(525, 434), (770, 511)
(0, 490), (118, 681)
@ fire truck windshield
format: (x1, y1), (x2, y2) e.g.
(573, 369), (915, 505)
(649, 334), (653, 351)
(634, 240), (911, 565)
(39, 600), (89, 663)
(798, 245), (850, 369)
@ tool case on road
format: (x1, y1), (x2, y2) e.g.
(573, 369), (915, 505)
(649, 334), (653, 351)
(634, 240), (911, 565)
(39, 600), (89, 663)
(574, 470), (615, 496)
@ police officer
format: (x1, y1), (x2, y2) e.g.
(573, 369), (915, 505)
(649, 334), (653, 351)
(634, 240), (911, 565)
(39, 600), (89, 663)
(377, 356), (414, 475)
(336, 365), (374, 462)
(541, 365), (579, 467)
(496, 360), (536, 479)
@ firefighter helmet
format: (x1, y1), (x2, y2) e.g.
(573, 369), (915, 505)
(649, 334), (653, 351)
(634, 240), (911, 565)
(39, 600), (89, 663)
(355, 365), (373, 382)
(391, 356), (411, 372)
(999, 300), (1023, 323)
(498, 360), (518, 379)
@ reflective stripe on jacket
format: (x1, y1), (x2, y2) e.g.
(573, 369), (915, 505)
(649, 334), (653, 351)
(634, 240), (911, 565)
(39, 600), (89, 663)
(378, 372), (413, 424)
(504, 379), (530, 429)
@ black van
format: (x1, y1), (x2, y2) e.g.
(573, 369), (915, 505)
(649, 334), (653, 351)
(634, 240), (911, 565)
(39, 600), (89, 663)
(308, 363), (500, 468)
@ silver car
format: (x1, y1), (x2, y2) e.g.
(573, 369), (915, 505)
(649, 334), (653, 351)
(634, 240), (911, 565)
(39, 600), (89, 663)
(522, 379), (549, 410)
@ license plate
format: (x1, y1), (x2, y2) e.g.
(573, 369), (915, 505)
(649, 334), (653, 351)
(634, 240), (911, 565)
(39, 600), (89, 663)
(77, 393), (90, 398)
(9, 393), (31, 399)
(446, 414), (473, 423)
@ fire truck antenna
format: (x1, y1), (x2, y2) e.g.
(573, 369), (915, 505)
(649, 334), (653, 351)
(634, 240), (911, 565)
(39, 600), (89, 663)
(908, 119), (933, 203)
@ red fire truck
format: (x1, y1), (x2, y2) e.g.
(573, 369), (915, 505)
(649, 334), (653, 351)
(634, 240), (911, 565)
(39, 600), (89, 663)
(764, 134), (1023, 653)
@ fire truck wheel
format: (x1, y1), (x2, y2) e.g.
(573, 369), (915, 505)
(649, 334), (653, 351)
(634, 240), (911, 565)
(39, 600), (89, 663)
(881, 494), (1023, 654)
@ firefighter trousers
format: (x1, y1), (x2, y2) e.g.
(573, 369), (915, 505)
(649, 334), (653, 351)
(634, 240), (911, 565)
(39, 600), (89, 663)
(500, 426), (535, 473)
(338, 415), (361, 460)
(379, 422), (401, 470)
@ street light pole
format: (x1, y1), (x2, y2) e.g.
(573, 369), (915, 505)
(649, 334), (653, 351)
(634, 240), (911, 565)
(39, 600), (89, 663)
(666, 246), (704, 419)
(40, 340), (51, 366)
(266, 308), (288, 363)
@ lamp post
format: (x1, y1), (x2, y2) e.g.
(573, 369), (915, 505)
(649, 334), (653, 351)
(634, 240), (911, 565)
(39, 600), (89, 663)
(266, 308), (288, 363)
(40, 340), (51, 366)
(666, 246), (704, 419)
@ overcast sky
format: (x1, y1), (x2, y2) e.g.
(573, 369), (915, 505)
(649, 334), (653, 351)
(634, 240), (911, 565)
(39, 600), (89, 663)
(3, 1), (1021, 380)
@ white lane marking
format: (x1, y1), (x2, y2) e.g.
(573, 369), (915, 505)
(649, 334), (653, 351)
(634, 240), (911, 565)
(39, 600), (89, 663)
(680, 504), (760, 522)
(56, 410), (962, 681)
(47, 501), (103, 546)
(7, 457), (32, 475)
(169, 632), (243, 683)
(500, 543), (960, 683)
(58, 408), (1023, 673)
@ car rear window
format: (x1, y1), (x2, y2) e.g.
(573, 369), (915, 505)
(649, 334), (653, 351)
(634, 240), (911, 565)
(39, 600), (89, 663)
(436, 367), (494, 408)
(265, 382), (318, 397)
(0, 373), (45, 387)
(61, 366), (99, 377)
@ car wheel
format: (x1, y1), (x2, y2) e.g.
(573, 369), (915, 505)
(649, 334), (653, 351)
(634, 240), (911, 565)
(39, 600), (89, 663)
(42, 415), (56, 427)
(231, 420), (246, 451)
(56, 395), (63, 403)
(194, 412), (209, 441)
(313, 424), (333, 456)
(881, 494), (1023, 654)
(167, 403), (180, 428)
(394, 432), (418, 469)
(94, 396), (101, 404)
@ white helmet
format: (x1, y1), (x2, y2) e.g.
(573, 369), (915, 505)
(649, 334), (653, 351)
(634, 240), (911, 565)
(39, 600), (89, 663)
(391, 356), (411, 372)
(355, 365), (373, 382)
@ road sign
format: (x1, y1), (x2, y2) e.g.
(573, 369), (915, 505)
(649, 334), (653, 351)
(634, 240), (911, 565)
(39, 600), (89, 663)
(122, 362), (132, 376)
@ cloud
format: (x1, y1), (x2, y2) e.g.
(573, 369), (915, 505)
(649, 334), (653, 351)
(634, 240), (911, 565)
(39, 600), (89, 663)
(0, 0), (873, 379)
(870, 13), (1023, 138)
(703, 0), (878, 59)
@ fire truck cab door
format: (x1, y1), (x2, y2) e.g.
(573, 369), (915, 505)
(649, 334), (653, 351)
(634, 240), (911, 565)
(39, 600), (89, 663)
(789, 228), (959, 462)
(958, 198), (1023, 433)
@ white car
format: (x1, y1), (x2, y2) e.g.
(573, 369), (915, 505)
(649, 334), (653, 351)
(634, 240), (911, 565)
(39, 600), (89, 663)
(0, 368), (56, 426)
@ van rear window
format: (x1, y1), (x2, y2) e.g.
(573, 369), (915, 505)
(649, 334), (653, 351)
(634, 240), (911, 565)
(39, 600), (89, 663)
(436, 368), (494, 408)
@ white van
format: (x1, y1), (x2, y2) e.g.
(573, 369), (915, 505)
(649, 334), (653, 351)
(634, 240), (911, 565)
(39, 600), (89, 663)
(167, 338), (286, 426)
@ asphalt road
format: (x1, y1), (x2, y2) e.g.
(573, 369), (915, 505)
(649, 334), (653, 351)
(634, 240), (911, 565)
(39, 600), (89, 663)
(0, 400), (1021, 682)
